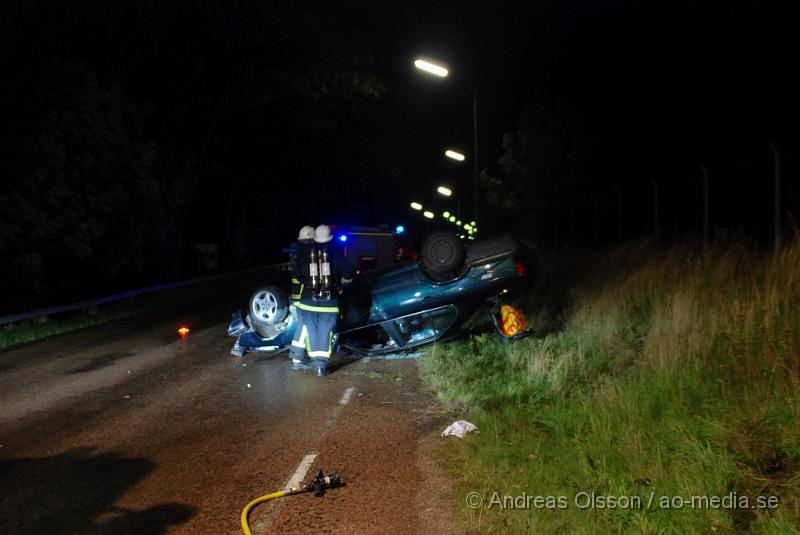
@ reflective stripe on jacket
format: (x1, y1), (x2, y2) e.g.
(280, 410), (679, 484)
(291, 278), (303, 302)
(296, 301), (339, 313)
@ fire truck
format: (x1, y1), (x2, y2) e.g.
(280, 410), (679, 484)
(284, 224), (412, 276)
(329, 224), (413, 274)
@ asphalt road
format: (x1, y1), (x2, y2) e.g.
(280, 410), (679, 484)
(0, 279), (457, 534)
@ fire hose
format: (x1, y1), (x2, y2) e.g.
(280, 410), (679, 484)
(241, 469), (343, 535)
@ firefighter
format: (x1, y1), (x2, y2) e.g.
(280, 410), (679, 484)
(293, 224), (353, 376)
(288, 225), (315, 370)
(291, 226), (315, 303)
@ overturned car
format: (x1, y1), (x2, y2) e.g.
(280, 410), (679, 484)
(228, 232), (530, 357)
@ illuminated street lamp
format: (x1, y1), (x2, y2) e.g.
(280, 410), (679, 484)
(423, 211), (434, 219)
(444, 150), (466, 162)
(449, 216), (456, 222)
(413, 58), (448, 78)
(410, 202), (423, 211)
(443, 211), (450, 218)
(437, 185), (452, 196)
(414, 55), (480, 220)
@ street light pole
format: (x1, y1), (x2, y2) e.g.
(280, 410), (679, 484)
(473, 89), (479, 221)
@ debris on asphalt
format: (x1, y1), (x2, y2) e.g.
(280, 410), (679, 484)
(362, 351), (423, 362)
(442, 420), (478, 438)
(123, 395), (131, 399)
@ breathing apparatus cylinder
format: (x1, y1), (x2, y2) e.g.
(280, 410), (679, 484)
(308, 246), (333, 300)
(309, 248), (320, 291)
(320, 248), (331, 291)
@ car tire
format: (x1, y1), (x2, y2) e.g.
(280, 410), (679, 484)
(420, 231), (465, 274)
(249, 286), (289, 329)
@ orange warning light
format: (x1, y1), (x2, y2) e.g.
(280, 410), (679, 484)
(178, 326), (190, 337)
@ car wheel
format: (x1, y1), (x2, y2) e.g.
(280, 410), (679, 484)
(249, 286), (289, 328)
(421, 231), (465, 274)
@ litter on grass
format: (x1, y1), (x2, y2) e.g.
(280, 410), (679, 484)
(442, 420), (478, 438)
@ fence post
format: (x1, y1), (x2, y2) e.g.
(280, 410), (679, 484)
(650, 178), (660, 241)
(700, 163), (710, 250)
(769, 140), (782, 254)
(591, 196), (600, 246)
(614, 187), (623, 243)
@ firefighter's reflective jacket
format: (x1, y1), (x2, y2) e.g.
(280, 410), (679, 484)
(291, 242), (312, 303)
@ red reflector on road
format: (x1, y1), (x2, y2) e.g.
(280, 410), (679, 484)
(514, 262), (526, 277)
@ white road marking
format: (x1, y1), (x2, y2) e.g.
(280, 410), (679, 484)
(339, 387), (355, 405)
(325, 386), (356, 427)
(260, 385), (355, 530)
(283, 387), (355, 490)
(284, 453), (318, 490)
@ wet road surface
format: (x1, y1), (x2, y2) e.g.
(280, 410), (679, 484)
(0, 283), (457, 534)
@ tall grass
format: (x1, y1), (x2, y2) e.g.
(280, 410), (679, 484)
(423, 236), (800, 533)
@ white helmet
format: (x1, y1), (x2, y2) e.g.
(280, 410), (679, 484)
(297, 225), (315, 242)
(314, 224), (333, 243)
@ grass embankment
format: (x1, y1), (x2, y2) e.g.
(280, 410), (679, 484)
(422, 237), (800, 533)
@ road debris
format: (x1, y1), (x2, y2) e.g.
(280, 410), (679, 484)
(442, 420), (478, 438)
(362, 351), (423, 362)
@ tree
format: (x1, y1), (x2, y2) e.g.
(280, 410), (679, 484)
(0, 61), (190, 311)
(481, 95), (588, 249)
(0, 2), (387, 313)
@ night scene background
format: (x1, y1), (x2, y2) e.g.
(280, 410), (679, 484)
(1, 0), (798, 313)
(2, 3), (800, 534)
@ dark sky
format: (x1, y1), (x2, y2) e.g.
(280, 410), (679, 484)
(356, 0), (799, 240)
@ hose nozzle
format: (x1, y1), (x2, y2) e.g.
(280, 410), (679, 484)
(306, 469), (343, 497)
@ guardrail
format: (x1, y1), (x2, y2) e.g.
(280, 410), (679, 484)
(0, 262), (290, 327)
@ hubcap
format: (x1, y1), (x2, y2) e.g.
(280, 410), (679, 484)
(254, 291), (278, 321)
(431, 240), (455, 265)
